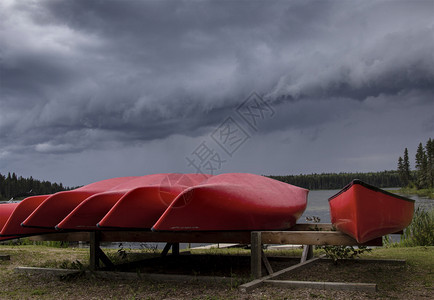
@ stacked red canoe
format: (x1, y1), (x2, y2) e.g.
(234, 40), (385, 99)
(0, 173), (309, 240)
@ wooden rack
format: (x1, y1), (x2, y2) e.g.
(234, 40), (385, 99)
(28, 223), (382, 275)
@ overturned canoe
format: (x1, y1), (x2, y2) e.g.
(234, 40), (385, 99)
(58, 173), (210, 230)
(329, 180), (415, 243)
(152, 173), (308, 231)
(21, 176), (141, 229)
(0, 202), (20, 241)
(0, 195), (52, 237)
(55, 190), (128, 231)
(2, 173), (307, 236)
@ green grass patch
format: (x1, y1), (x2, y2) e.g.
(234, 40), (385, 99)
(394, 187), (434, 199)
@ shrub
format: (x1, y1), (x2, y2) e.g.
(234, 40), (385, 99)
(400, 207), (434, 246)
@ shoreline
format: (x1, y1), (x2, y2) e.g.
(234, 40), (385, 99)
(394, 187), (434, 200)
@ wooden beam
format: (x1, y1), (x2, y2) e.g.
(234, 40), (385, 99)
(89, 232), (99, 271)
(26, 227), (381, 246)
(172, 243), (180, 256)
(99, 231), (252, 243)
(27, 231), (252, 243)
(97, 247), (114, 269)
(251, 232), (262, 279)
(301, 245), (313, 263)
(161, 243), (172, 257)
(261, 249), (273, 275)
(240, 255), (325, 292)
(264, 280), (377, 292)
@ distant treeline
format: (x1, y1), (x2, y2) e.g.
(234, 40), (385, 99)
(268, 170), (401, 190)
(0, 169), (404, 200)
(0, 172), (69, 201)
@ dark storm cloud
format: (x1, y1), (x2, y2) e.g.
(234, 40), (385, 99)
(1, 0), (433, 160)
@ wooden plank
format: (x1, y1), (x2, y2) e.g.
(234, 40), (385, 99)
(172, 243), (180, 256)
(251, 232), (262, 279)
(27, 228), (381, 246)
(100, 231), (253, 243)
(301, 245), (313, 263)
(28, 231), (252, 243)
(161, 243), (172, 257)
(261, 249), (273, 275)
(264, 280), (377, 292)
(89, 232), (99, 271)
(97, 247), (114, 268)
(260, 231), (382, 246)
(322, 258), (406, 265)
(240, 255), (325, 292)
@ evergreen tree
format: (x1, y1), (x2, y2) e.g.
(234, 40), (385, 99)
(415, 142), (428, 188)
(397, 156), (409, 186)
(0, 172), (69, 200)
(403, 148), (411, 184)
(426, 138), (434, 188)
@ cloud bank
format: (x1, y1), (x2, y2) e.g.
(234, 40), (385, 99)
(0, 0), (433, 185)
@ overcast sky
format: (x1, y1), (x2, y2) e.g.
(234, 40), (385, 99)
(1, 0), (433, 187)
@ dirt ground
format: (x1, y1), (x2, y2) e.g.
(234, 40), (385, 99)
(0, 245), (432, 299)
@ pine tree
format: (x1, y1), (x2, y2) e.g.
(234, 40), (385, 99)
(426, 138), (434, 188)
(397, 156), (407, 186)
(403, 148), (411, 185)
(415, 142), (428, 188)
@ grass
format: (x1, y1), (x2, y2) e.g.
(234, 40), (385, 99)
(0, 244), (433, 299)
(394, 187), (434, 199)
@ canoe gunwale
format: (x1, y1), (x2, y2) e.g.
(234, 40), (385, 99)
(328, 179), (414, 203)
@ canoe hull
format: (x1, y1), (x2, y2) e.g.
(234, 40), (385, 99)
(153, 173), (308, 231)
(97, 173), (212, 229)
(329, 180), (415, 243)
(0, 195), (53, 236)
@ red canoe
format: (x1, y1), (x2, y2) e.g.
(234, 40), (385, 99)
(152, 173), (308, 231)
(55, 191), (127, 231)
(21, 177), (138, 229)
(329, 180), (415, 243)
(97, 173), (211, 229)
(0, 195), (52, 237)
(0, 202), (19, 241)
(57, 173), (210, 230)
